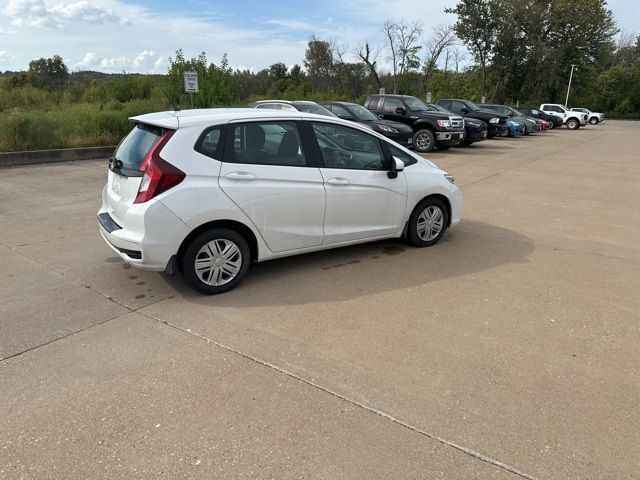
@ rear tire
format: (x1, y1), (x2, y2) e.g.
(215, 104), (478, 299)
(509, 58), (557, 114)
(566, 118), (579, 130)
(181, 228), (250, 295)
(413, 129), (436, 153)
(407, 197), (449, 247)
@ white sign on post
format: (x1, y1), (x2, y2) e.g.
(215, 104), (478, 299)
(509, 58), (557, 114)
(426, 91), (432, 102)
(183, 71), (199, 93)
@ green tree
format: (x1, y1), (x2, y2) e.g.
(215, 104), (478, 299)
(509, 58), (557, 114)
(27, 55), (69, 90)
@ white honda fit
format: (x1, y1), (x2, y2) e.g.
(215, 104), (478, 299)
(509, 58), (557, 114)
(98, 108), (462, 294)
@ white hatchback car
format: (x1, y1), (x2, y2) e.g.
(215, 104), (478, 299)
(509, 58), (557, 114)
(98, 109), (462, 294)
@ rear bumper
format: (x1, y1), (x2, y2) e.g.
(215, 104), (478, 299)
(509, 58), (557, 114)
(98, 186), (190, 271)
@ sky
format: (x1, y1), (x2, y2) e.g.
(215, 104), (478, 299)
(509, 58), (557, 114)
(0, 0), (638, 74)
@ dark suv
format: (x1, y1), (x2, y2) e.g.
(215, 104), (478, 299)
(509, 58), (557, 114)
(320, 101), (414, 147)
(365, 94), (465, 152)
(429, 103), (488, 146)
(436, 99), (508, 138)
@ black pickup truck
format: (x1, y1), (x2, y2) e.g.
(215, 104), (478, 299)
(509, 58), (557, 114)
(364, 94), (465, 152)
(436, 99), (509, 138)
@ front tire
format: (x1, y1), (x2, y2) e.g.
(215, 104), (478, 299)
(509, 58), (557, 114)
(181, 228), (250, 295)
(407, 197), (449, 247)
(566, 118), (579, 129)
(413, 129), (436, 153)
(589, 117), (598, 125)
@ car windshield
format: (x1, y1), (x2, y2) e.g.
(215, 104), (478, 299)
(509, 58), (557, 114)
(465, 101), (483, 111)
(293, 102), (337, 117)
(429, 104), (450, 113)
(403, 96), (429, 111)
(348, 104), (379, 121)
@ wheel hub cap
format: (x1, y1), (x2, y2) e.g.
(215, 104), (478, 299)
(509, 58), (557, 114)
(416, 206), (444, 241)
(195, 239), (242, 286)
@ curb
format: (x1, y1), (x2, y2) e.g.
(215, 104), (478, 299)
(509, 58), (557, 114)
(0, 146), (116, 168)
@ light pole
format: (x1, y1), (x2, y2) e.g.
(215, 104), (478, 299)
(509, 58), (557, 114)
(565, 64), (577, 106)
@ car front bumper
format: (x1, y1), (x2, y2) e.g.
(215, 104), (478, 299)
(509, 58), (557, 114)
(436, 130), (465, 145)
(383, 130), (414, 147)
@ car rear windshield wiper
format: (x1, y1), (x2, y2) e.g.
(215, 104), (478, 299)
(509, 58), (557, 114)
(108, 157), (143, 177)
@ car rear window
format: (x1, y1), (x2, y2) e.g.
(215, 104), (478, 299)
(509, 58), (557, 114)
(115, 124), (162, 171)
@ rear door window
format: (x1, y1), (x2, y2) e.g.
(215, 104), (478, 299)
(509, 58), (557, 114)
(225, 121), (307, 167)
(114, 124), (162, 172)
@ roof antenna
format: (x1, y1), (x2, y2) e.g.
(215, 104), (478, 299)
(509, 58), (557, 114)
(162, 88), (180, 111)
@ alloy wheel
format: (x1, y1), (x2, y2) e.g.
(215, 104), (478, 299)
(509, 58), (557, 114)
(415, 133), (432, 150)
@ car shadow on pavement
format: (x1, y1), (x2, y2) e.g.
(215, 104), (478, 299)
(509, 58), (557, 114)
(173, 220), (535, 308)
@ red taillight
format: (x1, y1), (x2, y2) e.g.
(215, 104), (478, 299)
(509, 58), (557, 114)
(134, 130), (184, 204)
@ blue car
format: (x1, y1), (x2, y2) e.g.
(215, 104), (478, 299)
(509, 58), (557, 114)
(506, 118), (525, 137)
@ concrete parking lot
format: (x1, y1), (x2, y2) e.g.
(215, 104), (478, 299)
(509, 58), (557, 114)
(1, 121), (639, 479)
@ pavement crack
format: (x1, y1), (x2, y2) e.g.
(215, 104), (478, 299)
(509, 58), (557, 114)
(140, 310), (538, 480)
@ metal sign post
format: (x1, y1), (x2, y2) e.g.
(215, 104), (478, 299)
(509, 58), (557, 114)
(183, 71), (199, 109)
(426, 91), (432, 103)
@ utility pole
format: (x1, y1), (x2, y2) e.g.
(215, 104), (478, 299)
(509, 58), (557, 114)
(565, 64), (577, 106)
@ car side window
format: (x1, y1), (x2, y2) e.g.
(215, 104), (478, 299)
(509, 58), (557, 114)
(387, 144), (417, 167)
(311, 122), (386, 170)
(225, 121), (306, 167)
(451, 101), (466, 113)
(382, 97), (404, 113)
(195, 125), (225, 159)
(367, 97), (381, 110)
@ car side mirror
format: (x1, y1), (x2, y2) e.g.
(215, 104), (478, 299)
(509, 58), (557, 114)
(388, 156), (405, 179)
(395, 107), (407, 115)
(460, 108), (469, 114)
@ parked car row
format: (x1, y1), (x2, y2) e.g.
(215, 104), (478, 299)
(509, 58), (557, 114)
(247, 96), (604, 154)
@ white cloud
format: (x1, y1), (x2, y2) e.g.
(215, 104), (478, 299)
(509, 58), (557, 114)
(3, 0), (125, 28)
(73, 50), (166, 73)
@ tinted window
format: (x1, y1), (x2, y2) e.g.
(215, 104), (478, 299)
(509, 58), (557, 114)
(325, 104), (353, 120)
(382, 97), (404, 113)
(403, 96), (429, 111)
(367, 96), (382, 110)
(293, 102), (337, 117)
(388, 144), (417, 167)
(348, 104), (379, 121)
(312, 122), (386, 170)
(196, 126), (224, 159)
(114, 124), (162, 171)
(226, 121), (306, 166)
(451, 101), (467, 113)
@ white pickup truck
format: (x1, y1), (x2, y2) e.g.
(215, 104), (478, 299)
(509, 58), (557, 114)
(539, 104), (588, 129)
(571, 108), (604, 125)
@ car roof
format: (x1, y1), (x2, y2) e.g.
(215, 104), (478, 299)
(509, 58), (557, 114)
(129, 107), (381, 132)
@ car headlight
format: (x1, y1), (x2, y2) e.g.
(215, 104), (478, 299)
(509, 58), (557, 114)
(444, 174), (455, 184)
(436, 119), (451, 128)
(379, 124), (399, 133)
(489, 117), (500, 124)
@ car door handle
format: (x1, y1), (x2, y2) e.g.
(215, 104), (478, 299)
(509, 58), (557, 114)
(326, 177), (350, 186)
(225, 172), (256, 181)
